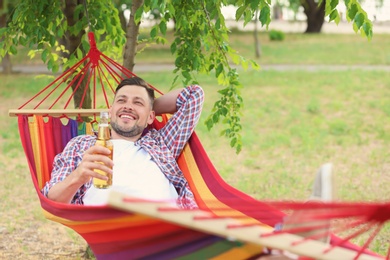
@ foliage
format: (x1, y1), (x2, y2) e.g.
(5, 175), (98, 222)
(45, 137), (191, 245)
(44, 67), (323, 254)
(282, 0), (373, 38)
(325, 0), (373, 39)
(0, 0), (125, 72)
(137, 0), (277, 153)
(0, 0), (375, 152)
(269, 29), (285, 41)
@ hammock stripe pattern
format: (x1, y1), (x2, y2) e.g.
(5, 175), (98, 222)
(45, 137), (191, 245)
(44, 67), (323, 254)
(17, 113), (384, 260)
(10, 32), (388, 259)
(18, 114), (269, 259)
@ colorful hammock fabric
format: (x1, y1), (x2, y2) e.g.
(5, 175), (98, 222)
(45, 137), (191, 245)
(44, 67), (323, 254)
(9, 32), (389, 259)
(16, 113), (385, 260)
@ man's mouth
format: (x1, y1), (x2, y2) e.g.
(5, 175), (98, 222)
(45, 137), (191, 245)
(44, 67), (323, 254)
(119, 112), (137, 120)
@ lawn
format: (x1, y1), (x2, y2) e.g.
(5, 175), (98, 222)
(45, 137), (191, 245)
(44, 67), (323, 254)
(1, 30), (389, 258)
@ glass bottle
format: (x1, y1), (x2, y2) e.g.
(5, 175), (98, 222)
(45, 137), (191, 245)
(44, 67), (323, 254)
(93, 111), (113, 189)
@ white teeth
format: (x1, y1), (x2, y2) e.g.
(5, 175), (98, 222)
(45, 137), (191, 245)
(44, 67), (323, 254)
(120, 115), (134, 119)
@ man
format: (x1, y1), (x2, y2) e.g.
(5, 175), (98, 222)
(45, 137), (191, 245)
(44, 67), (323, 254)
(42, 77), (204, 209)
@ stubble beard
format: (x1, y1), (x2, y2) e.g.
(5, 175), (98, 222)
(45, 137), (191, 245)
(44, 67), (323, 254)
(111, 121), (144, 138)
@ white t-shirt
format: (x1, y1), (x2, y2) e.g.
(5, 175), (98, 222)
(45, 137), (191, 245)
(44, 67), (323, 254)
(83, 139), (178, 205)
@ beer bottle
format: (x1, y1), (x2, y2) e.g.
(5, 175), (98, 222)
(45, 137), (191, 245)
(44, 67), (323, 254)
(93, 111), (113, 189)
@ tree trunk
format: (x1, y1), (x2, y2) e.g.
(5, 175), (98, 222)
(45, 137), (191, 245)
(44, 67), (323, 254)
(123, 0), (144, 72)
(302, 0), (326, 33)
(119, 9), (127, 32)
(63, 0), (91, 109)
(2, 53), (12, 74)
(0, 0), (12, 74)
(254, 9), (261, 58)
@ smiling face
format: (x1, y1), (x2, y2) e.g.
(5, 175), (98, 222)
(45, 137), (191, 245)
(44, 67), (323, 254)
(109, 84), (155, 141)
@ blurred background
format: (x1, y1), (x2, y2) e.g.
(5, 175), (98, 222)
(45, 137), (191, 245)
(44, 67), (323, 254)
(1, 1), (389, 259)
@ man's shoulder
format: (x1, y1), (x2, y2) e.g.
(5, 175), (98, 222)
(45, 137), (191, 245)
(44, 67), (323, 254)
(140, 129), (159, 140)
(68, 134), (96, 146)
(138, 129), (163, 144)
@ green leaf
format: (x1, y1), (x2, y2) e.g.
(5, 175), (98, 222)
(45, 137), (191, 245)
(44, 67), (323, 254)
(76, 48), (83, 59)
(218, 88), (229, 95)
(50, 35), (56, 46)
(235, 142), (242, 154)
(52, 63), (59, 73)
(243, 10), (253, 26)
(347, 3), (358, 21)
(354, 12), (365, 29)
(193, 56), (200, 70)
(362, 22), (373, 40)
(250, 60), (260, 70)
(216, 63), (224, 77)
(150, 27), (158, 38)
(27, 50), (36, 59)
(330, 0), (339, 10)
(19, 36), (27, 45)
(352, 21), (359, 33)
(9, 45), (17, 55)
(47, 58), (54, 70)
(167, 4), (175, 16)
(236, 6), (246, 20)
(182, 70), (191, 81)
(259, 5), (271, 27)
(170, 42), (177, 54)
(205, 118), (214, 130)
(134, 7), (144, 23)
(42, 49), (49, 62)
(215, 18), (220, 30)
(329, 9), (340, 24)
(159, 21), (167, 35)
(212, 112), (220, 123)
(230, 137), (237, 148)
(250, 0), (260, 10)
(221, 107), (228, 116)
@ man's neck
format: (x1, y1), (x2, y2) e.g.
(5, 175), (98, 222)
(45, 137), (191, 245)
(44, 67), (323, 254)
(111, 132), (142, 142)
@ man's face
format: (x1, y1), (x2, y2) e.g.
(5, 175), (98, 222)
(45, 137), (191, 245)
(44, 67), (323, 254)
(109, 85), (155, 140)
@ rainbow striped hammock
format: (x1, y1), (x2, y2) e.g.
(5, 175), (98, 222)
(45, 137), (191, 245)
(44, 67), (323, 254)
(9, 33), (389, 260)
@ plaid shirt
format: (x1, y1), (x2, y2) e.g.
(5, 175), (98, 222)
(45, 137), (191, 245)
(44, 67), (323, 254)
(42, 85), (204, 209)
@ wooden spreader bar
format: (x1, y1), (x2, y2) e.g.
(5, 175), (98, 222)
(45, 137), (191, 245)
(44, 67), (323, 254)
(8, 109), (108, 117)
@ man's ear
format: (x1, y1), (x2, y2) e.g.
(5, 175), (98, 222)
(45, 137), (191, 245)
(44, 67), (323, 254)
(147, 110), (155, 125)
(108, 106), (113, 118)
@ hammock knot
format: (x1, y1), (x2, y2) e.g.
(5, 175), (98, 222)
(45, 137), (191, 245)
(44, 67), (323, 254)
(87, 32), (101, 68)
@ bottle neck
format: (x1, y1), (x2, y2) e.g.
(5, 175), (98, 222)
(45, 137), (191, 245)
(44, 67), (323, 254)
(97, 124), (111, 140)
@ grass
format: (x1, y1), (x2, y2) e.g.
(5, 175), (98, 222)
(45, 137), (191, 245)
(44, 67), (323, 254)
(135, 69), (390, 200)
(1, 30), (390, 258)
(135, 69), (390, 255)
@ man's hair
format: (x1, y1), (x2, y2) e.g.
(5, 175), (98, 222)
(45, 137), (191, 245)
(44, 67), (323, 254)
(115, 77), (155, 106)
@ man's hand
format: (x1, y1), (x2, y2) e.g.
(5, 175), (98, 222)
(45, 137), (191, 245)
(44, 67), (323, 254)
(74, 145), (114, 185)
(47, 145), (113, 204)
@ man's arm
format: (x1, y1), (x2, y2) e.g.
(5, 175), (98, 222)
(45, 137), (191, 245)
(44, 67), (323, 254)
(153, 88), (184, 115)
(158, 85), (204, 158)
(44, 139), (113, 204)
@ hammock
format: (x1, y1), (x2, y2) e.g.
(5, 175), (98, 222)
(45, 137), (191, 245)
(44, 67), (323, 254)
(8, 32), (388, 260)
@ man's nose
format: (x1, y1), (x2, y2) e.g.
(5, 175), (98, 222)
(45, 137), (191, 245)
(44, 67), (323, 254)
(123, 104), (133, 110)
